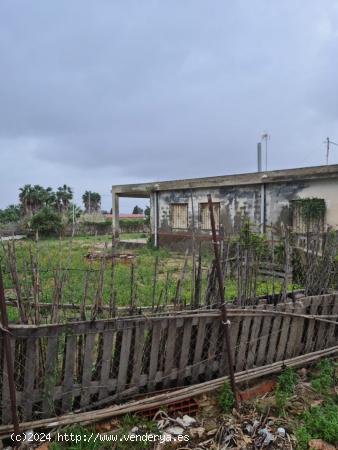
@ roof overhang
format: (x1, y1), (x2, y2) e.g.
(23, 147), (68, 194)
(112, 164), (338, 197)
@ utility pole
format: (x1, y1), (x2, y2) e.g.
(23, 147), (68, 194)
(88, 191), (91, 214)
(324, 137), (338, 165)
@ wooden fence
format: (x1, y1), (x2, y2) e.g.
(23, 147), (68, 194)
(0, 293), (337, 424)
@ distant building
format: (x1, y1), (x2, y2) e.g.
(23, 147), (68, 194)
(112, 164), (338, 248)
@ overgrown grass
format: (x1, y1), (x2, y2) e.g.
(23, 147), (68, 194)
(310, 358), (336, 395)
(49, 425), (111, 450)
(47, 416), (159, 450)
(275, 367), (297, 414)
(1, 235), (297, 323)
(295, 400), (338, 449)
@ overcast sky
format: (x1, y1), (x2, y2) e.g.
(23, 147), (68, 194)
(1, 1), (338, 212)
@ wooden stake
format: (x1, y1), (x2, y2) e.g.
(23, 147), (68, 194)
(208, 194), (238, 407)
(0, 267), (20, 441)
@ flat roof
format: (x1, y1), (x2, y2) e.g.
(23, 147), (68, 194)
(112, 164), (338, 197)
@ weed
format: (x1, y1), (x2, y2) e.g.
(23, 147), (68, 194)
(295, 400), (338, 449)
(115, 414), (159, 450)
(218, 381), (235, 413)
(275, 367), (297, 413)
(48, 425), (111, 450)
(311, 358), (336, 395)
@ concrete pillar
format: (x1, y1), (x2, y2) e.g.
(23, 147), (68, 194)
(150, 192), (158, 247)
(112, 190), (120, 239)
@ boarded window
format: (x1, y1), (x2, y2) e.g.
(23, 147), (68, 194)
(292, 199), (325, 233)
(199, 202), (220, 230)
(170, 203), (188, 229)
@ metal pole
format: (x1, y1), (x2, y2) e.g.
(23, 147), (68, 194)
(0, 267), (20, 440)
(207, 194), (238, 407)
(257, 142), (262, 172)
(326, 137), (329, 165)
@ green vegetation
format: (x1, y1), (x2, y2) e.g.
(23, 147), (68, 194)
(0, 204), (21, 223)
(30, 206), (63, 235)
(275, 367), (297, 413)
(292, 197), (326, 222)
(0, 234), (297, 323)
(218, 381), (235, 413)
(311, 358), (336, 395)
(49, 425), (111, 450)
(113, 414), (159, 450)
(295, 401), (338, 449)
(82, 191), (101, 213)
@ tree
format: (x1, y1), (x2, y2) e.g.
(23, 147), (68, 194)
(19, 184), (35, 216)
(132, 205), (144, 214)
(144, 205), (150, 225)
(0, 205), (21, 223)
(82, 191), (101, 213)
(144, 206), (150, 217)
(56, 185), (73, 213)
(30, 207), (62, 235)
(19, 184), (56, 215)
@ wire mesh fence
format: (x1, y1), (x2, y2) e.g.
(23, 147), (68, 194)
(1, 228), (337, 326)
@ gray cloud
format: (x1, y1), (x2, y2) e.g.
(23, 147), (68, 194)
(1, 0), (338, 211)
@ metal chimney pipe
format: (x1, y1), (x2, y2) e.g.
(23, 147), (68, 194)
(257, 142), (262, 172)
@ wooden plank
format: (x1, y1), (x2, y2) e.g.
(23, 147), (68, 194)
(22, 337), (37, 421)
(62, 333), (77, 412)
(205, 318), (221, 379)
(178, 318), (193, 383)
(304, 296), (322, 354)
(275, 303), (292, 362)
(235, 316), (252, 372)
(148, 320), (166, 391)
(130, 321), (146, 392)
(284, 302), (304, 359)
(99, 330), (114, 400)
(246, 305), (264, 369)
(163, 318), (180, 387)
(116, 322), (133, 394)
(265, 305), (283, 365)
(80, 333), (96, 407)
(221, 315), (241, 375)
(255, 305), (274, 367)
(314, 295), (332, 351)
(191, 318), (207, 383)
(1, 337), (15, 424)
(325, 294), (338, 347)
(42, 335), (58, 418)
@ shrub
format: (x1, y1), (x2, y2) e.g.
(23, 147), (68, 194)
(218, 381), (235, 413)
(30, 207), (63, 236)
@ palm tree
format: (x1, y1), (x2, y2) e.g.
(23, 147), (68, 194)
(56, 185), (73, 213)
(19, 184), (35, 216)
(82, 191), (101, 213)
(19, 185), (57, 216)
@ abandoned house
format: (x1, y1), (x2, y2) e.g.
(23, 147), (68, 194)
(111, 164), (338, 248)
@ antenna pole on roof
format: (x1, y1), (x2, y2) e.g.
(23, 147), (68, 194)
(261, 132), (270, 171)
(324, 136), (338, 165)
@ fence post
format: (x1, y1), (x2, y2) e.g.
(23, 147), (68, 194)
(0, 267), (20, 440)
(207, 194), (238, 407)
